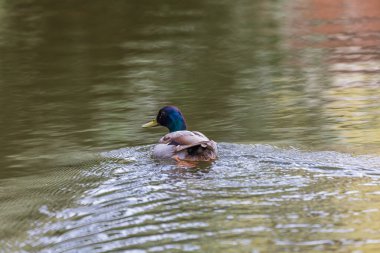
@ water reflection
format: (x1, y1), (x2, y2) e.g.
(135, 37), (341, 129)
(286, 0), (380, 151)
(1, 0), (379, 175)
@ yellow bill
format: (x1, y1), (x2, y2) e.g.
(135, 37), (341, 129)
(142, 119), (159, 128)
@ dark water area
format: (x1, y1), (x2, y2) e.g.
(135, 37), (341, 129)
(1, 0), (380, 252)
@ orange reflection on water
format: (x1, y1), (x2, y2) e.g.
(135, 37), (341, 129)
(286, 0), (380, 151)
(288, 0), (380, 47)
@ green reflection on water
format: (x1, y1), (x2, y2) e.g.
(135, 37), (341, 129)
(1, 0), (379, 174)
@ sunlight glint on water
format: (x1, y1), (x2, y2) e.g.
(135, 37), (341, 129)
(14, 144), (380, 252)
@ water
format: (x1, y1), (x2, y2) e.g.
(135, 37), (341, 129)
(4, 145), (380, 252)
(1, 0), (380, 252)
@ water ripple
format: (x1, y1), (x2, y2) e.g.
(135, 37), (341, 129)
(16, 144), (380, 252)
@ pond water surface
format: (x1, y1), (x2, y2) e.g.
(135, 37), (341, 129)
(1, 0), (380, 252)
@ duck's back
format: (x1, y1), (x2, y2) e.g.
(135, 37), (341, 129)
(153, 130), (217, 161)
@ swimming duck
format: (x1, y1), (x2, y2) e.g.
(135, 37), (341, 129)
(142, 106), (217, 162)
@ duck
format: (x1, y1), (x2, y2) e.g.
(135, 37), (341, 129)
(142, 106), (218, 162)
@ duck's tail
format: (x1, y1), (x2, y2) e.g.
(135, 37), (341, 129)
(176, 141), (218, 161)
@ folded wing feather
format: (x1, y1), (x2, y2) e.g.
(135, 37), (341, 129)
(158, 130), (217, 161)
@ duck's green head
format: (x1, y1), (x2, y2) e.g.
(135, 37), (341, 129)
(142, 106), (187, 133)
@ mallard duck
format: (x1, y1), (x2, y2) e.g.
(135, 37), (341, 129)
(142, 106), (217, 161)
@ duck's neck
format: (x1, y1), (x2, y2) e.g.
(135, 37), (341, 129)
(168, 117), (187, 132)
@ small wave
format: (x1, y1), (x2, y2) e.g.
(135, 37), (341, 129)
(14, 143), (380, 252)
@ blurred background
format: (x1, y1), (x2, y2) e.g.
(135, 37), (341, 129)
(1, 0), (380, 176)
(1, 0), (380, 251)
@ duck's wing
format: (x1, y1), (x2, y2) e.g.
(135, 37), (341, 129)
(159, 130), (207, 145)
(159, 130), (217, 161)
